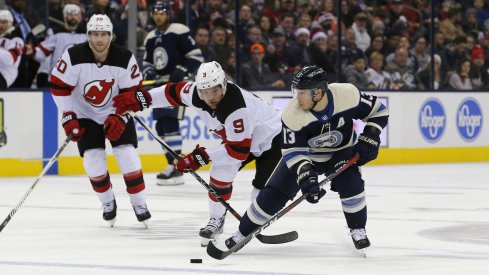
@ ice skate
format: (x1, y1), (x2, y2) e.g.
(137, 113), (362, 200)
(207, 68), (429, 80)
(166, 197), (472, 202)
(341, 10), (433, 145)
(350, 228), (370, 257)
(156, 164), (184, 186)
(133, 203), (151, 228)
(199, 216), (225, 247)
(102, 200), (117, 227)
(225, 230), (246, 251)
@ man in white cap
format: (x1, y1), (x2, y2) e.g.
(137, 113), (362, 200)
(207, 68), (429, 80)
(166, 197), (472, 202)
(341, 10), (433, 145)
(0, 9), (23, 88)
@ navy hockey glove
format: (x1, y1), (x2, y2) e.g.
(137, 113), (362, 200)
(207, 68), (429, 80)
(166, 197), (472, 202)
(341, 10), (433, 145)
(61, 112), (85, 142)
(354, 126), (381, 166)
(113, 88), (152, 115)
(297, 164), (326, 204)
(169, 66), (187, 82)
(104, 114), (128, 141)
(175, 145), (210, 173)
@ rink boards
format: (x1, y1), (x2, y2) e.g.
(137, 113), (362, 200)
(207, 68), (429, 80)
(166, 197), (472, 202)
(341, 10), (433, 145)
(0, 90), (488, 176)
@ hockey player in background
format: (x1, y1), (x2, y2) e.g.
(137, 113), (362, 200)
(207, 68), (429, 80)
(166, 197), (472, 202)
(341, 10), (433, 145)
(24, 4), (86, 87)
(223, 65), (388, 254)
(113, 61), (283, 246)
(0, 10), (23, 89)
(49, 14), (151, 227)
(143, 0), (204, 186)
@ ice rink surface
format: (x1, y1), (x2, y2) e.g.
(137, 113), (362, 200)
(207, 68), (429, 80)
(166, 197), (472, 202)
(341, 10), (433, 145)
(0, 163), (488, 275)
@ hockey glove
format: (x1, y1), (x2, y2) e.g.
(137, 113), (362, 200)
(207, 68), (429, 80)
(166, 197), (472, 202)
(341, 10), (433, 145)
(113, 88), (152, 115)
(354, 126), (381, 166)
(169, 66), (187, 82)
(61, 112), (85, 142)
(297, 164), (326, 204)
(104, 114), (129, 141)
(175, 145), (210, 173)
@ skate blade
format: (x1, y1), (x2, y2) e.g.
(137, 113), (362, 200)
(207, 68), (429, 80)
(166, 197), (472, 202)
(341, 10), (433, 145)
(357, 248), (367, 258)
(107, 218), (116, 228)
(142, 220), (149, 229)
(156, 178), (184, 186)
(201, 237), (211, 247)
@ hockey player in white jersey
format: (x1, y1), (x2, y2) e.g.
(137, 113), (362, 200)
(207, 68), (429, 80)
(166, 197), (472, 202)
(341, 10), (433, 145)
(24, 4), (86, 84)
(222, 65), (388, 255)
(113, 61), (283, 246)
(0, 10), (23, 88)
(49, 14), (151, 227)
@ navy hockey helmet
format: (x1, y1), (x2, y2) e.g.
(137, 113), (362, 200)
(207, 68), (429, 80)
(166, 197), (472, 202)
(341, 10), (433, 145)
(291, 65), (328, 103)
(153, 1), (173, 18)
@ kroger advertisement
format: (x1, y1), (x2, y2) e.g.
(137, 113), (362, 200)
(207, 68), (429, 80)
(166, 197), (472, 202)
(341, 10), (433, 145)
(0, 91), (488, 175)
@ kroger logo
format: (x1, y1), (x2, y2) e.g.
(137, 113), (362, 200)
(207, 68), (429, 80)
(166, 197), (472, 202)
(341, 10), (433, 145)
(456, 98), (483, 142)
(419, 98), (446, 142)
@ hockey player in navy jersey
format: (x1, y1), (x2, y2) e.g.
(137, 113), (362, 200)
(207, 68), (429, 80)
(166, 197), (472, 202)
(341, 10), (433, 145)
(224, 65), (388, 253)
(49, 14), (151, 227)
(113, 61), (283, 246)
(143, 1), (204, 186)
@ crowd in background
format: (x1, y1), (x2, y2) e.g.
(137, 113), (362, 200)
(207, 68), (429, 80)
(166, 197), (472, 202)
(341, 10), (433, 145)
(2, 0), (489, 91)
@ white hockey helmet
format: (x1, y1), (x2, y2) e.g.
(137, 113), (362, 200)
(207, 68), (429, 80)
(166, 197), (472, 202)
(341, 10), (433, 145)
(195, 61), (227, 98)
(86, 14), (113, 36)
(0, 10), (13, 26)
(63, 4), (81, 18)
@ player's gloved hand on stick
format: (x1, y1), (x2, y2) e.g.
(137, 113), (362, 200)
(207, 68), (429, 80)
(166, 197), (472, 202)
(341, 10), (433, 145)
(169, 66), (187, 82)
(104, 114), (128, 141)
(113, 88), (152, 115)
(175, 145), (210, 173)
(61, 112), (85, 142)
(297, 164), (326, 204)
(354, 126), (381, 166)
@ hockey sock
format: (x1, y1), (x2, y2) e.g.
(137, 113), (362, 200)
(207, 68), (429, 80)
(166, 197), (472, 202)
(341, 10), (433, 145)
(89, 173), (114, 204)
(250, 186), (260, 202)
(209, 199), (226, 218)
(124, 169), (146, 206)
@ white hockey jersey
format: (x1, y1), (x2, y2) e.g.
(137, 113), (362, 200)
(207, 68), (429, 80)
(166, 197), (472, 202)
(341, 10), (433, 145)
(0, 37), (24, 87)
(34, 31), (86, 76)
(149, 81), (282, 182)
(50, 42), (142, 124)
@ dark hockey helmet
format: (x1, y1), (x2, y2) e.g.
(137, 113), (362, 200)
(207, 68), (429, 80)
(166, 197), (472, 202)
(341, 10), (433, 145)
(153, 1), (173, 18)
(291, 65), (328, 104)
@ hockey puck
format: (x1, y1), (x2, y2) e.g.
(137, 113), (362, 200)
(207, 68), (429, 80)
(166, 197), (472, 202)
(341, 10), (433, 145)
(190, 259), (202, 263)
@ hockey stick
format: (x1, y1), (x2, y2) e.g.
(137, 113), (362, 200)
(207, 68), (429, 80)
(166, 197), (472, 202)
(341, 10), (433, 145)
(0, 135), (72, 232)
(207, 154), (360, 260)
(129, 111), (298, 244)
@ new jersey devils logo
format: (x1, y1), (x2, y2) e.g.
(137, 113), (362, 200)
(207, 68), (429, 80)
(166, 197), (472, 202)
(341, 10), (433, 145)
(84, 79), (115, 107)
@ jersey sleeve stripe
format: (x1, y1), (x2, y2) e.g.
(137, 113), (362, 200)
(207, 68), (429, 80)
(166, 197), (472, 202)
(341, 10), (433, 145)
(224, 138), (252, 161)
(38, 43), (52, 56)
(164, 83), (182, 106)
(50, 75), (75, 96)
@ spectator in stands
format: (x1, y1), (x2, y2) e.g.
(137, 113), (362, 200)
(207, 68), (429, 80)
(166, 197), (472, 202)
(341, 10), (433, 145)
(439, 7), (465, 43)
(339, 27), (363, 71)
(297, 12), (312, 30)
(352, 12), (370, 52)
(258, 14), (274, 46)
(344, 51), (368, 88)
(278, 14), (295, 43)
(264, 26), (289, 73)
(286, 27), (311, 73)
(469, 45), (489, 88)
(339, 0), (354, 27)
(325, 32), (338, 80)
(234, 4), (255, 42)
(473, 0), (489, 26)
(446, 36), (469, 71)
(410, 35), (429, 73)
(385, 48), (417, 89)
(416, 54), (444, 90)
(205, 26), (229, 64)
(307, 30), (336, 81)
(448, 58), (473, 90)
(365, 33), (385, 58)
(240, 43), (285, 90)
(194, 26), (210, 61)
(241, 24), (264, 62)
(366, 51), (391, 90)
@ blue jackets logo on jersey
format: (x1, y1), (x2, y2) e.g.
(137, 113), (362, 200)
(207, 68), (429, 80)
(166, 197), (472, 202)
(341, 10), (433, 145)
(83, 79), (115, 107)
(419, 98), (446, 142)
(153, 47), (169, 70)
(307, 130), (343, 147)
(456, 98), (483, 142)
